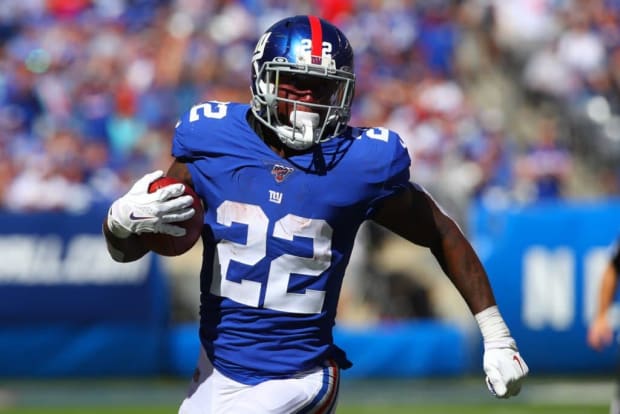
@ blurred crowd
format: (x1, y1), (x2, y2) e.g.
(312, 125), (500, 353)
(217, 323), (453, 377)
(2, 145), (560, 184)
(2, 0), (620, 215)
(3, 0), (620, 322)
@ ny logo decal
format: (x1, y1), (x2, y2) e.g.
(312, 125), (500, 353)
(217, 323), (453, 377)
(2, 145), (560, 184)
(269, 190), (283, 204)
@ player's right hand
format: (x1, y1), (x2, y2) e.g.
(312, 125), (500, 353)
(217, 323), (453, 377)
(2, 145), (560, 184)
(107, 170), (195, 238)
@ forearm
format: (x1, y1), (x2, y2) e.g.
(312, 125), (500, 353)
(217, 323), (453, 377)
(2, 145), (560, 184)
(429, 214), (497, 315)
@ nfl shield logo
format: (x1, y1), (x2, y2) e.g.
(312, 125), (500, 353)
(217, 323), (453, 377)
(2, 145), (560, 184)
(271, 164), (294, 183)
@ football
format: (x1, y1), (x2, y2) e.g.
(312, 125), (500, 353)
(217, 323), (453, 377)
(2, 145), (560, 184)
(139, 176), (204, 256)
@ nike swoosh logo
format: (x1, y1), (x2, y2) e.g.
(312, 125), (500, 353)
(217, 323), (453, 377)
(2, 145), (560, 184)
(513, 355), (524, 373)
(130, 212), (154, 220)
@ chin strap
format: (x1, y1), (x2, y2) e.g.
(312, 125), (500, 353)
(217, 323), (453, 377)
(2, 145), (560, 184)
(274, 110), (320, 150)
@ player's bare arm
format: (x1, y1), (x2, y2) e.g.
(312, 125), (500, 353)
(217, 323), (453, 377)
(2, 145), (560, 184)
(372, 182), (528, 398)
(372, 183), (496, 314)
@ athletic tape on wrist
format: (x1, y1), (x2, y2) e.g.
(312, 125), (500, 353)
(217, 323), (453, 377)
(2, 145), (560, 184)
(475, 305), (511, 342)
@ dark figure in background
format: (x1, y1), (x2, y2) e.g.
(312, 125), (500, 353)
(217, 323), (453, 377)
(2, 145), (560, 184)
(588, 239), (620, 414)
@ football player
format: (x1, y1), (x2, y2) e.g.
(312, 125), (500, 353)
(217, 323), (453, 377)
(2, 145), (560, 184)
(103, 15), (528, 413)
(588, 238), (620, 414)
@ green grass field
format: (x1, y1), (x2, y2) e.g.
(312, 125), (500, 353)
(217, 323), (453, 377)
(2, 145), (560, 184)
(0, 376), (612, 413)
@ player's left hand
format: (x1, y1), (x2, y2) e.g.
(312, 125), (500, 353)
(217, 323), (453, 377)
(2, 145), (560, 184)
(483, 337), (529, 398)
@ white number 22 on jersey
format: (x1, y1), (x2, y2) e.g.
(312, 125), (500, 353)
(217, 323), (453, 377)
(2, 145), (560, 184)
(210, 201), (332, 314)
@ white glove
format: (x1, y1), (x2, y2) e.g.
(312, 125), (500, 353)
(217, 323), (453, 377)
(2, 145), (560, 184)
(483, 337), (529, 398)
(107, 170), (196, 238)
(476, 306), (529, 399)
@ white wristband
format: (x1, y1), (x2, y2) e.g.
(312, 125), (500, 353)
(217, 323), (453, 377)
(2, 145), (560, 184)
(475, 305), (511, 342)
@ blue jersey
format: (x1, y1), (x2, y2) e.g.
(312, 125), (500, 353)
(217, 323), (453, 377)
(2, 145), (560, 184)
(172, 101), (411, 385)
